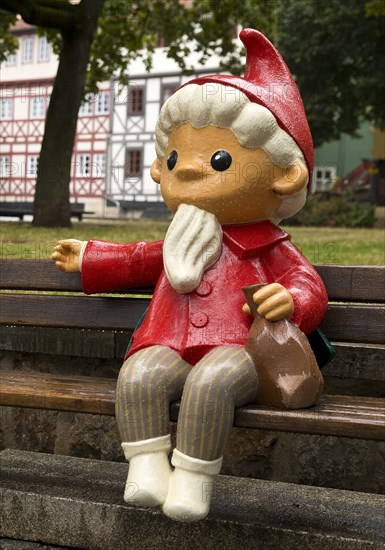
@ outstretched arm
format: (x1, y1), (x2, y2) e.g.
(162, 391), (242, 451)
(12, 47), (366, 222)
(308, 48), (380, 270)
(81, 239), (164, 294)
(53, 238), (164, 293)
(51, 239), (85, 273)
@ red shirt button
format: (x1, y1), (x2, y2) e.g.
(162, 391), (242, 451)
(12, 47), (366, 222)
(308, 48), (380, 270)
(195, 281), (212, 296)
(191, 312), (209, 327)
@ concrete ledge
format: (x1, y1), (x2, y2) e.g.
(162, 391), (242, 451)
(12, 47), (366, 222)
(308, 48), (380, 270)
(0, 540), (64, 549)
(1, 449), (384, 550)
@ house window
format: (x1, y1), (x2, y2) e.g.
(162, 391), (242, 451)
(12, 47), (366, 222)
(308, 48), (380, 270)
(27, 156), (39, 177)
(125, 149), (142, 177)
(313, 166), (337, 192)
(38, 36), (50, 62)
(161, 85), (178, 106)
(0, 98), (13, 120)
(127, 86), (144, 115)
(30, 97), (46, 119)
(95, 91), (110, 114)
(0, 156), (11, 178)
(22, 37), (34, 63)
(77, 154), (91, 177)
(93, 154), (106, 177)
(6, 52), (17, 66)
(79, 93), (94, 116)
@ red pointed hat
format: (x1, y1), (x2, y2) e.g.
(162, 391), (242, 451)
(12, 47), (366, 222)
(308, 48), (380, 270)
(183, 28), (314, 181)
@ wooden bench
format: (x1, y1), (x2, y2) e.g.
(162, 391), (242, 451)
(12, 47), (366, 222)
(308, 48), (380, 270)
(0, 201), (94, 221)
(0, 259), (384, 441)
(106, 198), (171, 219)
(1, 258), (384, 547)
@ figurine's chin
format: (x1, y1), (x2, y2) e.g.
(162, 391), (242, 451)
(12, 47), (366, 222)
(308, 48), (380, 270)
(163, 203), (223, 294)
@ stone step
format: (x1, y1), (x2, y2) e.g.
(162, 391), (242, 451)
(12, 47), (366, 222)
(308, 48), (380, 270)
(1, 449), (384, 550)
(1, 540), (66, 549)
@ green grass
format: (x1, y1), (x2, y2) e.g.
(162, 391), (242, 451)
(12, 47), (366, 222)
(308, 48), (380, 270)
(281, 226), (384, 265)
(1, 221), (384, 265)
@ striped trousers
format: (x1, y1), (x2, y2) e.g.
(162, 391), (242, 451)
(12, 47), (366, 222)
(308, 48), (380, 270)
(116, 345), (258, 461)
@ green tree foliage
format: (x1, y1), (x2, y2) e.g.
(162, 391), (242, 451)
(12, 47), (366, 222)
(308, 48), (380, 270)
(276, 0), (385, 147)
(286, 192), (375, 228)
(365, 0), (385, 17)
(2, 0), (383, 225)
(0, 0), (276, 226)
(0, 10), (17, 62)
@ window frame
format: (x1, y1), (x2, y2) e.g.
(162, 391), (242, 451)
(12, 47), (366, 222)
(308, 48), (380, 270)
(93, 153), (106, 178)
(124, 149), (143, 178)
(0, 98), (14, 120)
(22, 36), (34, 64)
(30, 97), (46, 119)
(95, 91), (110, 115)
(160, 84), (178, 108)
(0, 156), (11, 178)
(313, 165), (337, 192)
(26, 156), (39, 178)
(79, 93), (94, 117)
(38, 36), (51, 62)
(77, 154), (92, 178)
(6, 52), (17, 66)
(127, 86), (145, 116)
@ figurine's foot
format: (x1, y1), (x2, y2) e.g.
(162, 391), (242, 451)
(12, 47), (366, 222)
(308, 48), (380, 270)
(162, 449), (222, 522)
(122, 434), (172, 507)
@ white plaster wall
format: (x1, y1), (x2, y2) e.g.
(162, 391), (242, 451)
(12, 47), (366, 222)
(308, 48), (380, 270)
(146, 78), (160, 101)
(127, 45), (225, 77)
(1, 35), (58, 83)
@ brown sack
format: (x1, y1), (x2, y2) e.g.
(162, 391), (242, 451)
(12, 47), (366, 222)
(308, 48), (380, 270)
(243, 284), (324, 409)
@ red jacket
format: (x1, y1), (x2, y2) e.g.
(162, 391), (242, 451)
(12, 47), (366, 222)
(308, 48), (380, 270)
(81, 221), (328, 365)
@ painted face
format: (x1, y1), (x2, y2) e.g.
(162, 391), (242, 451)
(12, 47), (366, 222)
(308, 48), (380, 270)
(151, 123), (293, 224)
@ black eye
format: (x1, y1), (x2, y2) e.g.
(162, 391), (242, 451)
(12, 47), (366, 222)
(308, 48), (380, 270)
(167, 150), (178, 170)
(211, 150), (232, 172)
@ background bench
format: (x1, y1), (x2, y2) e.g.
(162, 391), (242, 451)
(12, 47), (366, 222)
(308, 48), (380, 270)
(0, 201), (94, 221)
(1, 259), (384, 548)
(106, 198), (171, 219)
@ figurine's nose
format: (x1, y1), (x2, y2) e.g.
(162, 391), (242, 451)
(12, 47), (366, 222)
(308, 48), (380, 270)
(175, 162), (202, 181)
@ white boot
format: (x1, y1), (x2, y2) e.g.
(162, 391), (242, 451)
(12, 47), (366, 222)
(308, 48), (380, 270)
(162, 449), (223, 522)
(122, 434), (172, 507)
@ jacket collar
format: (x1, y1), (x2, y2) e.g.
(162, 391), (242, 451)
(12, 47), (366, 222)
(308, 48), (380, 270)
(222, 221), (289, 259)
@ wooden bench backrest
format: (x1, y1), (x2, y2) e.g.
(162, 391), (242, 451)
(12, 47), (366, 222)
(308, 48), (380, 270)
(1, 260), (384, 345)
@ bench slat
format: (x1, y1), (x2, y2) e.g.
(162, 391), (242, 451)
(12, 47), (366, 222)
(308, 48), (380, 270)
(0, 259), (152, 293)
(1, 294), (384, 344)
(0, 294), (149, 332)
(1, 371), (384, 441)
(319, 304), (385, 345)
(0, 325), (122, 358)
(1, 327), (384, 383)
(0, 259), (83, 291)
(315, 265), (385, 303)
(1, 260), (384, 302)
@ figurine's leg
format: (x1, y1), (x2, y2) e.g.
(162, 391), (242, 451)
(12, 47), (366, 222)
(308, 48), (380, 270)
(163, 345), (257, 522)
(116, 345), (192, 507)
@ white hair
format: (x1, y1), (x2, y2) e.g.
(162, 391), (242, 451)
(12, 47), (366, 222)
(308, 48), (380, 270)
(155, 83), (308, 221)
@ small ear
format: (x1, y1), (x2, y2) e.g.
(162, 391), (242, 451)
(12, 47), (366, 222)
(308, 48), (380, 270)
(150, 158), (162, 184)
(272, 161), (308, 196)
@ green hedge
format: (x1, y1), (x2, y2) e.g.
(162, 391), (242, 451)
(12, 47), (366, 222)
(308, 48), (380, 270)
(285, 193), (375, 227)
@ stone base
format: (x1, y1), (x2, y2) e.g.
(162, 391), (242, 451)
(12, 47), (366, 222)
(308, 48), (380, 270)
(1, 540), (65, 549)
(1, 449), (385, 550)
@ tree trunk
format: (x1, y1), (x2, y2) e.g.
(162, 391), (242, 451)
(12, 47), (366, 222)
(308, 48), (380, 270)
(33, 0), (104, 227)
